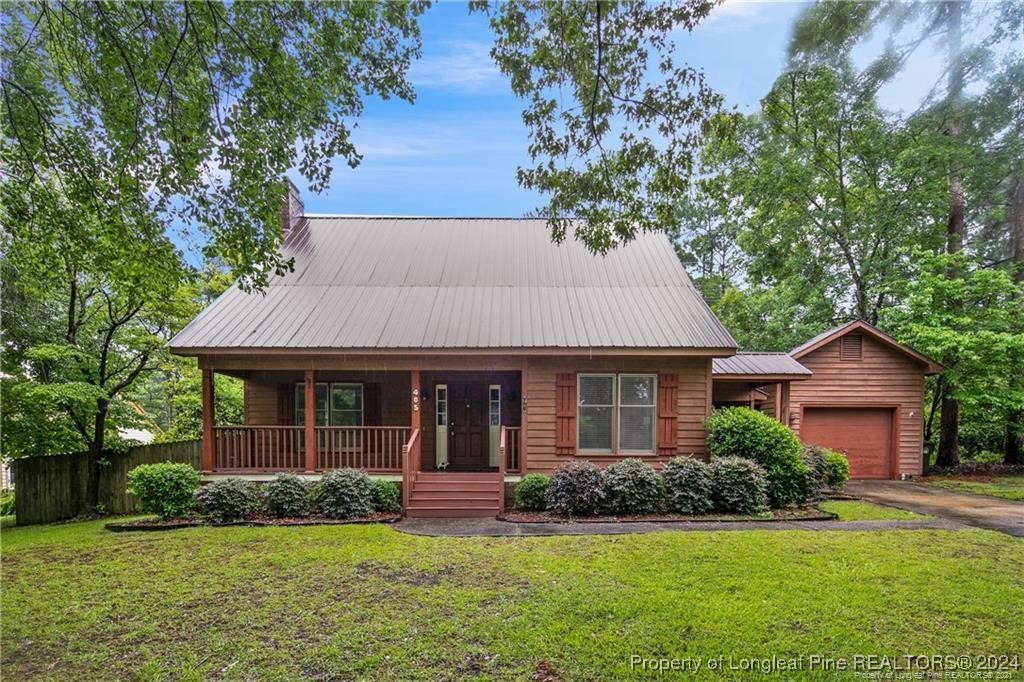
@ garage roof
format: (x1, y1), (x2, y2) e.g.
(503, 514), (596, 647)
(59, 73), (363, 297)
(170, 217), (737, 354)
(790, 320), (944, 375)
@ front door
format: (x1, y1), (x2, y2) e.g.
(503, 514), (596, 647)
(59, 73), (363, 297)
(449, 383), (490, 469)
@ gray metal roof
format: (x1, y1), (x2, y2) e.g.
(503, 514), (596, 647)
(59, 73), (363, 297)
(170, 217), (737, 352)
(712, 353), (811, 377)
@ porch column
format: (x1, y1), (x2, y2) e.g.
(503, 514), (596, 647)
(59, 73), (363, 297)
(201, 368), (215, 473)
(304, 369), (316, 473)
(410, 370), (421, 433)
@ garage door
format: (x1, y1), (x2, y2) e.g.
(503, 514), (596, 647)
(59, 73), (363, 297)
(802, 408), (893, 479)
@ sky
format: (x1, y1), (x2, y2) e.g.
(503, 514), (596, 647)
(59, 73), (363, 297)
(291, 1), (942, 218)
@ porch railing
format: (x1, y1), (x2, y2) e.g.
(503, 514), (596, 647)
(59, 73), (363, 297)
(502, 426), (521, 473)
(401, 428), (421, 511)
(214, 426), (305, 471)
(315, 426), (409, 472)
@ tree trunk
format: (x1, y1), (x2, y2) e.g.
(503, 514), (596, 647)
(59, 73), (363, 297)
(1005, 177), (1024, 464)
(86, 398), (109, 513)
(936, 390), (960, 468)
(938, 0), (966, 465)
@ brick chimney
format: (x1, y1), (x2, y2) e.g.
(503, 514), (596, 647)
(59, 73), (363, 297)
(281, 177), (304, 240)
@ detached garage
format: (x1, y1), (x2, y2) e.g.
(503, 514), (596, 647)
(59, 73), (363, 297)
(788, 321), (944, 479)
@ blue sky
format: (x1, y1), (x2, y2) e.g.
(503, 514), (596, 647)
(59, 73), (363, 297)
(298, 1), (808, 217)
(294, 1), (941, 218)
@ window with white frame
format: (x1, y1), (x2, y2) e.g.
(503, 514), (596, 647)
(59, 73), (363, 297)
(618, 374), (656, 452)
(296, 382), (363, 426)
(578, 374), (615, 452)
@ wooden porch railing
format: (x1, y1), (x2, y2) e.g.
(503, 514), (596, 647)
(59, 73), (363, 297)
(401, 428), (421, 512)
(214, 426), (305, 471)
(502, 426), (521, 473)
(315, 426), (409, 472)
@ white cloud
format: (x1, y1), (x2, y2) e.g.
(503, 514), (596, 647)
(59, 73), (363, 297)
(409, 40), (504, 92)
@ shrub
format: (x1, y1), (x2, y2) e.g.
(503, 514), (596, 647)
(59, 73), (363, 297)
(662, 457), (714, 515)
(515, 474), (551, 511)
(710, 456), (769, 515)
(0, 491), (14, 516)
(706, 407), (809, 507)
(371, 479), (401, 513)
(823, 450), (850, 490)
(194, 478), (261, 523)
(316, 468), (374, 519)
(127, 462), (201, 520)
(263, 474), (311, 517)
(801, 445), (830, 502)
(545, 461), (605, 516)
(601, 459), (663, 515)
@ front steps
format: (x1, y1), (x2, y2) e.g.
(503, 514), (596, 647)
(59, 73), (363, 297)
(405, 471), (503, 518)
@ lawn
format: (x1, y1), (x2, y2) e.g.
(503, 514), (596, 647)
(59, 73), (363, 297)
(923, 475), (1024, 501)
(819, 500), (931, 521)
(2, 521), (1023, 680)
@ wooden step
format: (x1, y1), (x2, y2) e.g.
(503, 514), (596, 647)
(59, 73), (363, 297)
(410, 491), (499, 502)
(412, 482), (500, 492)
(415, 472), (501, 481)
(405, 507), (499, 518)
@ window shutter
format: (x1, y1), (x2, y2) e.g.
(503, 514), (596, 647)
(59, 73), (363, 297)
(277, 383), (295, 425)
(555, 373), (577, 455)
(656, 373), (679, 456)
(364, 383), (382, 426)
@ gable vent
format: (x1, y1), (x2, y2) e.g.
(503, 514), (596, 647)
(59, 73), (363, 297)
(840, 334), (863, 361)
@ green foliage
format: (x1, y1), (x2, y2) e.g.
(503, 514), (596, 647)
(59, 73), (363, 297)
(151, 360), (244, 443)
(371, 479), (401, 514)
(126, 462), (201, 520)
(710, 457), (770, 516)
(545, 461), (606, 517)
(662, 457), (714, 515)
(706, 407), (809, 507)
(823, 451), (851, 490)
(0, 491), (15, 517)
(482, 1), (722, 253)
(514, 474), (551, 512)
(263, 474), (311, 518)
(194, 479), (261, 523)
(316, 469), (374, 519)
(600, 459), (663, 515)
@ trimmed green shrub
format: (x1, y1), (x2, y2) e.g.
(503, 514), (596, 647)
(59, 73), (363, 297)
(264, 474), (311, 517)
(371, 479), (401, 513)
(316, 468), (374, 519)
(710, 456), (769, 515)
(127, 462), (201, 520)
(801, 445), (830, 502)
(515, 474), (551, 511)
(601, 459), (663, 515)
(545, 461), (605, 516)
(706, 407), (809, 507)
(194, 478), (261, 523)
(823, 450), (851, 490)
(662, 457), (713, 514)
(0, 490), (14, 516)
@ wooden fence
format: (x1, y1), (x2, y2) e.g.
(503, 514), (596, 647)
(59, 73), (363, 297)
(11, 440), (201, 525)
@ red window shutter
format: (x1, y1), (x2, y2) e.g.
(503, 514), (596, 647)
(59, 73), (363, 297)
(277, 383), (295, 425)
(657, 373), (679, 456)
(555, 373), (577, 455)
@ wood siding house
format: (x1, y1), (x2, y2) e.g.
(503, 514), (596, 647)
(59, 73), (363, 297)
(170, 188), (942, 515)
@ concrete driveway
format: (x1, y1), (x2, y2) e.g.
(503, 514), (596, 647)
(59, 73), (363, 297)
(847, 480), (1024, 537)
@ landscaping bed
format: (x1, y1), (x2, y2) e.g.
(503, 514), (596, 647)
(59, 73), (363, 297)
(498, 506), (836, 523)
(106, 512), (401, 532)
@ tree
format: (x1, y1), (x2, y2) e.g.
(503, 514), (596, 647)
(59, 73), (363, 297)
(880, 251), (1024, 460)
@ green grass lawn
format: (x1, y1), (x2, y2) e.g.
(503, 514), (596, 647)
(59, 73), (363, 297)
(819, 500), (932, 521)
(2, 521), (1023, 680)
(924, 476), (1024, 501)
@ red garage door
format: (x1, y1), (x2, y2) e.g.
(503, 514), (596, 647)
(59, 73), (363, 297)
(802, 408), (893, 479)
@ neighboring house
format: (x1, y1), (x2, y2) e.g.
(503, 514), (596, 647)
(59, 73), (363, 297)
(170, 185), (940, 515)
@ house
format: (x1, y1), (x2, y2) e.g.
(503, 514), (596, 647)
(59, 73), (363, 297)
(169, 186), (941, 515)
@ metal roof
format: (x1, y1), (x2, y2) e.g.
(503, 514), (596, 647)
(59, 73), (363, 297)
(170, 217), (737, 353)
(712, 353), (812, 377)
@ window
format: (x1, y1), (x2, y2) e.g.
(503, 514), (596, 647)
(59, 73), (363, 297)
(489, 385), (501, 426)
(618, 374), (656, 452)
(436, 385), (448, 426)
(296, 382), (363, 426)
(578, 374), (615, 452)
(840, 335), (863, 361)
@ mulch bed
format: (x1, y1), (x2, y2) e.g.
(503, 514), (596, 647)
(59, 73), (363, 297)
(105, 512), (401, 532)
(497, 506), (837, 524)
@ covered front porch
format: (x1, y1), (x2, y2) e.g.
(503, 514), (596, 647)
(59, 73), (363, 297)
(199, 367), (523, 477)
